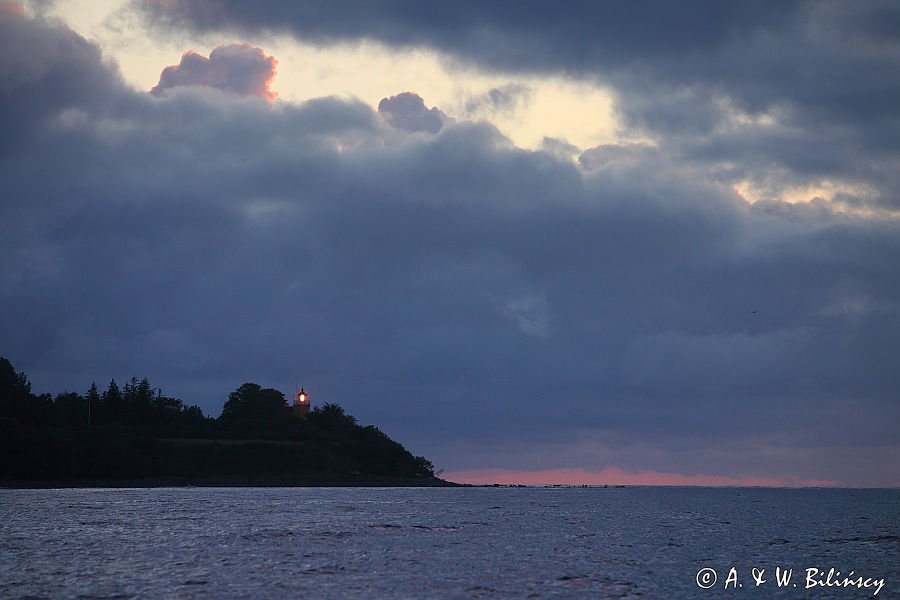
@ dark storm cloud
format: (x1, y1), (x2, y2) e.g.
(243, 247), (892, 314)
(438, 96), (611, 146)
(132, 0), (898, 122)
(133, 0), (797, 70)
(377, 92), (447, 134)
(2, 9), (899, 484)
(135, 0), (900, 208)
(0, 7), (127, 154)
(463, 84), (531, 117)
(150, 43), (278, 99)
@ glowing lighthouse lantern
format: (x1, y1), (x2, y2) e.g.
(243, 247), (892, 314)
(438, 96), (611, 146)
(292, 387), (310, 418)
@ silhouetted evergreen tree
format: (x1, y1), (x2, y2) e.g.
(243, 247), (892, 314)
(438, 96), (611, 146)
(121, 376), (158, 424)
(0, 357), (53, 425)
(102, 379), (122, 423)
(0, 356), (32, 420)
(135, 377), (156, 424)
(137, 377), (153, 405)
(85, 382), (100, 426)
(122, 377), (136, 423)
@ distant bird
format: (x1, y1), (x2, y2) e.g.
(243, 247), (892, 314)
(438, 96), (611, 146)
(752, 310), (758, 315)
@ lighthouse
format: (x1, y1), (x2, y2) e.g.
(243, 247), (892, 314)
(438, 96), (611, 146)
(290, 387), (310, 418)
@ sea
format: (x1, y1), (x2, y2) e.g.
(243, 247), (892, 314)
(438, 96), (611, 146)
(1, 487), (897, 599)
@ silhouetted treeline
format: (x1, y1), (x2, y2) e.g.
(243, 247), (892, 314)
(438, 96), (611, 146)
(0, 357), (206, 429)
(0, 357), (438, 485)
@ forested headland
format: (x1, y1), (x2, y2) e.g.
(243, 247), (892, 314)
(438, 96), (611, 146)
(0, 357), (449, 487)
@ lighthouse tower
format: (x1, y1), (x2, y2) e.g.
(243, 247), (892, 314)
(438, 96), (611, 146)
(291, 387), (310, 418)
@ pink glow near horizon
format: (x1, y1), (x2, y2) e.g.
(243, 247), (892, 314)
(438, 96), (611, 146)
(443, 466), (838, 487)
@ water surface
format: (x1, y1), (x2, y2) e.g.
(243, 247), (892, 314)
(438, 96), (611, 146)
(1, 487), (897, 598)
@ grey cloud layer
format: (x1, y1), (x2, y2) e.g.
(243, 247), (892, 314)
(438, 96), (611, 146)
(378, 92), (448, 133)
(2, 10), (899, 484)
(136, 0), (900, 208)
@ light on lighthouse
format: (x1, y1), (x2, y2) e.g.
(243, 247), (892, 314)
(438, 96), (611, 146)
(291, 388), (310, 418)
(291, 386), (311, 418)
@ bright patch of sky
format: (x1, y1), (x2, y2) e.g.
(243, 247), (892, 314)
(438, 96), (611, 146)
(31, 0), (619, 151)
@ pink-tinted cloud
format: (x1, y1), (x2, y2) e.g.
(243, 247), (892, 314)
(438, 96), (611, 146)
(0, 1), (25, 15)
(151, 43), (277, 100)
(443, 467), (837, 487)
(378, 92), (448, 133)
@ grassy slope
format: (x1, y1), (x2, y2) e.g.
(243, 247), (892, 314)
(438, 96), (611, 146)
(0, 421), (454, 487)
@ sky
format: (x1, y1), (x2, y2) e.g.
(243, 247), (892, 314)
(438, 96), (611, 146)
(2, 0), (899, 487)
